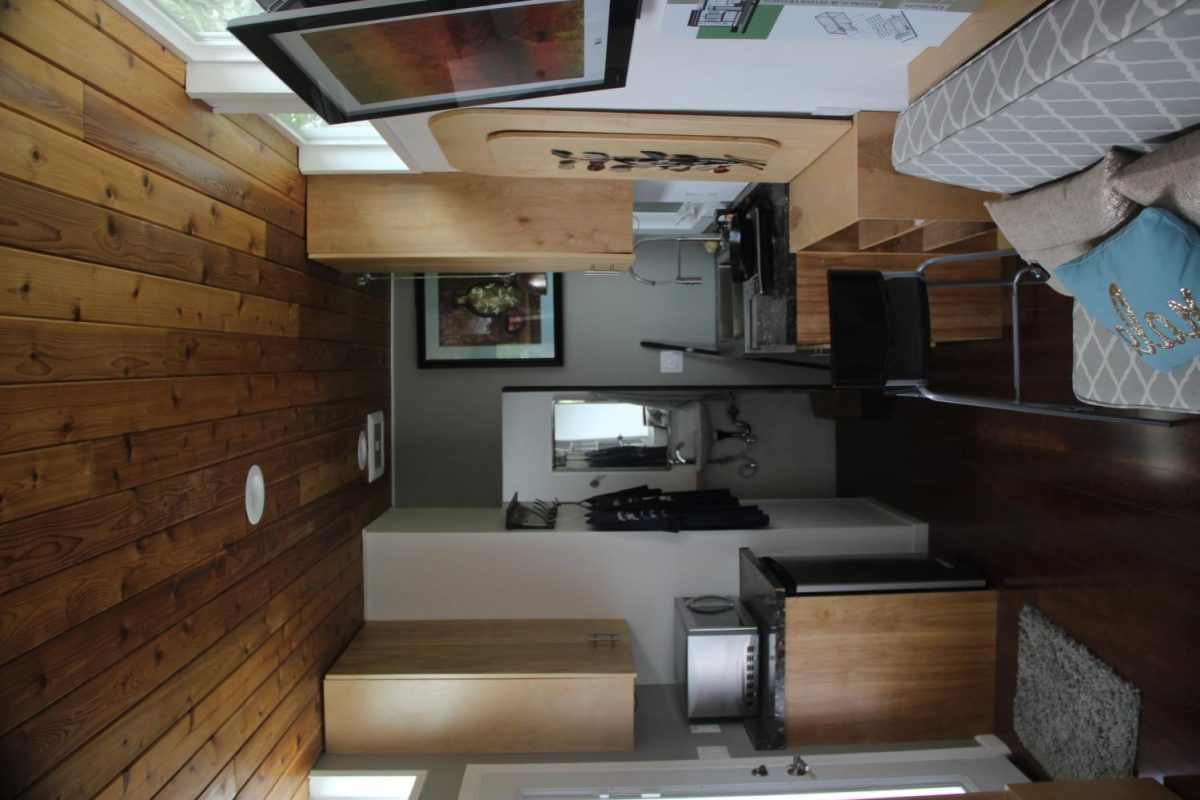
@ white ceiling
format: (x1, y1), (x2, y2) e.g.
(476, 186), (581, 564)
(379, 0), (944, 172)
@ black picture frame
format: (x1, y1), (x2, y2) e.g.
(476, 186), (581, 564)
(227, 0), (639, 124)
(415, 273), (564, 368)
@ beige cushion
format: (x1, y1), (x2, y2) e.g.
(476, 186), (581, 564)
(1113, 128), (1200, 228)
(985, 150), (1141, 295)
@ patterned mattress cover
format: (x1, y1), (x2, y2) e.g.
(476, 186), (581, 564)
(893, 0), (1200, 194)
(1073, 302), (1200, 413)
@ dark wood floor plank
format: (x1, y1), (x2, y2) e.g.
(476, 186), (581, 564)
(0, 38), (83, 136)
(0, 426), (362, 663)
(16, 528), (369, 800)
(0, 480), (375, 736)
(0, 393), (384, 540)
(82, 87), (305, 236)
(3, 512), (365, 797)
(0, 177), (388, 322)
(0, 369), (386, 454)
(55, 0), (186, 86)
(225, 114), (299, 166)
(119, 580), (361, 800)
(2, 3), (390, 793)
(0, 105), (268, 257)
(837, 279), (1200, 782)
(2, 0), (304, 203)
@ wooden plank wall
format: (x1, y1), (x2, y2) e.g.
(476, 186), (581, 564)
(0, 2), (392, 798)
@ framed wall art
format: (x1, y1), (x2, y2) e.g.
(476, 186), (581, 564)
(228, 0), (638, 123)
(415, 273), (563, 368)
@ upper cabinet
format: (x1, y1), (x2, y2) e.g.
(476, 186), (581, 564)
(430, 108), (851, 183)
(307, 173), (634, 273)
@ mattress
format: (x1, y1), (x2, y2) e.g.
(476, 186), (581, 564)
(893, 0), (1200, 194)
(1073, 302), (1200, 413)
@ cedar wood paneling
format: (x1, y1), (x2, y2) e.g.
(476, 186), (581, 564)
(0, 1), (392, 798)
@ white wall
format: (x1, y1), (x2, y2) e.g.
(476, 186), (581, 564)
(390, 244), (829, 507)
(363, 498), (928, 684)
(380, 0), (943, 172)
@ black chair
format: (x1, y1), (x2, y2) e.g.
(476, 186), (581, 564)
(827, 249), (1174, 426)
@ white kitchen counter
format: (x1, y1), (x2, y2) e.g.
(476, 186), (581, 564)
(361, 497), (926, 684)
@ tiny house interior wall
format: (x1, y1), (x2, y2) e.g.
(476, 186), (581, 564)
(364, 498), (927, 684)
(500, 390), (836, 503)
(390, 249), (829, 507)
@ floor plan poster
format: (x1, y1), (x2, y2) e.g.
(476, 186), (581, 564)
(661, 1), (976, 42)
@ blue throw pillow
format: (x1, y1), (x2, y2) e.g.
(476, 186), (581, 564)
(1056, 207), (1200, 373)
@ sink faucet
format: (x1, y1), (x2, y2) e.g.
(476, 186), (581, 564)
(669, 442), (696, 465)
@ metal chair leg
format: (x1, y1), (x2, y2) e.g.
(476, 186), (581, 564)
(894, 251), (1179, 426)
(900, 386), (1177, 427)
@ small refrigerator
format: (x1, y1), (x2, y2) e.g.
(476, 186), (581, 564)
(761, 554), (986, 595)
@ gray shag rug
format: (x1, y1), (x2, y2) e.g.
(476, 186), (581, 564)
(1014, 605), (1141, 780)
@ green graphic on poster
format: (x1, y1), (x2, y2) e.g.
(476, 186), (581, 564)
(695, 4), (782, 39)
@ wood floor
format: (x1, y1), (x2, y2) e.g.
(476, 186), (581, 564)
(836, 278), (1200, 786)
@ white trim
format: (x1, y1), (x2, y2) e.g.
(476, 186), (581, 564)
(308, 769), (427, 800)
(300, 144), (410, 174)
(187, 61), (311, 113)
(458, 738), (1027, 800)
(371, 120), (422, 174)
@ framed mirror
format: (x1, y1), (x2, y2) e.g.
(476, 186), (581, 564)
(552, 400), (671, 471)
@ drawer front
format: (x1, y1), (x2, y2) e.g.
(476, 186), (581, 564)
(324, 675), (634, 754)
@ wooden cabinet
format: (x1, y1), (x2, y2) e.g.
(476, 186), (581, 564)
(429, 108), (851, 184)
(789, 112), (1006, 346)
(788, 111), (1001, 252)
(784, 590), (997, 746)
(307, 174), (634, 273)
(323, 619), (636, 754)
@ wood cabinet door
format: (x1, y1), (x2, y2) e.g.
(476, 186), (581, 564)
(784, 590), (996, 745)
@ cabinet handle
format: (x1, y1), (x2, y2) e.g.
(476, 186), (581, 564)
(589, 632), (620, 646)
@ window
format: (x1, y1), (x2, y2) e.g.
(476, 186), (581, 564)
(308, 771), (427, 800)
(108, 0), (416, 172)
(270, 113), (382, 144)
(142, 0), (260, 36)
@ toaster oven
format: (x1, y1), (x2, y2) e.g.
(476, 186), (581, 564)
(673, 596), (759, 719)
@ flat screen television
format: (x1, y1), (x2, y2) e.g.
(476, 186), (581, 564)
(228, 0), (639, 123)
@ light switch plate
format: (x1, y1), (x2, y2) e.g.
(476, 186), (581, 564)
(366, 411), (385, 483)
(660, 350), (684, 373)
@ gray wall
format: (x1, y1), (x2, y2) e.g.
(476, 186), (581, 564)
(391, 241), (828, 507)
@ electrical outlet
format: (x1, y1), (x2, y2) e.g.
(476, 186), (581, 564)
(660, 350), (684, 373)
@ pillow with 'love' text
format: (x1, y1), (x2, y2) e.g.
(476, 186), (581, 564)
(1055, 207), (1200, 373)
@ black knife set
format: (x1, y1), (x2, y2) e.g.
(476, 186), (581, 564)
(583, 486), (770, 532)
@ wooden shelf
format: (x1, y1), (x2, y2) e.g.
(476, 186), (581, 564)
(788, 112), (1005, 347)
(323, 619), (636, 755)
(788, 112), (1000, 252)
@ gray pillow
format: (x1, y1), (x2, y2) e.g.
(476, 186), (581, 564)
(985, 150), (1141, 294)
(1114, 128), (1200, 228)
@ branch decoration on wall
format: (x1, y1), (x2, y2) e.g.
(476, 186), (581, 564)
(551, 149), (767, 173)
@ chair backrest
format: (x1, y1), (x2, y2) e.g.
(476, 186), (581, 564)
(827, 270), (931, 388)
